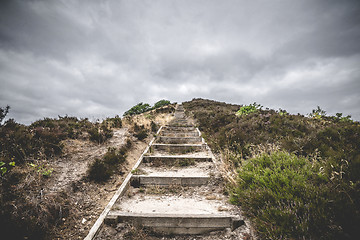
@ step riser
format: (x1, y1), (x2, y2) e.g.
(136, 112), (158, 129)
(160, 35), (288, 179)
(130, 176), (210, 187)
(163, 126), (196, 131)
(161, 132), (199, 137)
(158, 137), (202, 144)
(105, 213), (236, 234)
(149, 227), (225, 235)
(151, 144), (204, 153)
(143, 156), (212, 164)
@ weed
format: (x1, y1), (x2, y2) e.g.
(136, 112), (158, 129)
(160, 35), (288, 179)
(28, 162), (54, 177)
(177, 158), (195, 167)
(131, 168), (146, 175)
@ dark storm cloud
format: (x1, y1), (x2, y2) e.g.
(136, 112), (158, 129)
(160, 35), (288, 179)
(0, 0), (359, 124)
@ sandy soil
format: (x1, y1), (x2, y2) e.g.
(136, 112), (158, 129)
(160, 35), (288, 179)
(43, 128), (152, 239)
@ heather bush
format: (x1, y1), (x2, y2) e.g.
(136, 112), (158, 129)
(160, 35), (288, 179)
(133, 123), (148, 141)
(183, 98), (360, 239)
(88, 146), (129, 182)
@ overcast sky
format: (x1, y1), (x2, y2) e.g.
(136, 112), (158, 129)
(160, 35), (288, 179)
(1, 0), (359, 124)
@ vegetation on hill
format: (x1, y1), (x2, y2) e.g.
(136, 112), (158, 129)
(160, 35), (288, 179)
(123, 99), (172, 116)
(0, 106), (126, 239)
(0, 100), (174, 239)
(183, 98), (360, 240)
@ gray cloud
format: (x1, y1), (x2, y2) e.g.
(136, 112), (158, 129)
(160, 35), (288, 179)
(1, 0), (359, 124)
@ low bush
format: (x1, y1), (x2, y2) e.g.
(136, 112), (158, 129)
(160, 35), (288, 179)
(133, 123), (148, 141)
(103, 147), (126, 166)
(88, 124), (113, 144)
(88, 145), (129, 182)
(150, 121), (158, 133)
(103, 116), (122, 128)
(87, 158), (111, 182)
(134, 130), (148, 141)
(230, 151), (359, 239)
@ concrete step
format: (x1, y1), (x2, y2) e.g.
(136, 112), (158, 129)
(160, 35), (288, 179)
(151, 143), (205, 153)
(105, 212), (244, 235)
(160, 131), (199, 137)
(157, 136), (202, 144)
(130, 175), (210, 187)
(163, 126), (196, 131)
(143, 155), (212, 165)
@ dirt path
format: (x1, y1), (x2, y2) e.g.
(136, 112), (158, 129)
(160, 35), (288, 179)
(40, 127), (155, 239)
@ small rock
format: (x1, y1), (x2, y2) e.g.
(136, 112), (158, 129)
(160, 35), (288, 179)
(116, 223), (126, 231)
(82, 218), (87, 224)
(218, 206), (228, 211)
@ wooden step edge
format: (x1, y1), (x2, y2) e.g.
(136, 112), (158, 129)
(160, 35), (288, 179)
(105, 212), (244, 231)
(130, 175), (211, 187)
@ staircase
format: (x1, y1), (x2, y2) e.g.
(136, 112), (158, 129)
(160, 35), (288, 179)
(86, 105), (245, 239)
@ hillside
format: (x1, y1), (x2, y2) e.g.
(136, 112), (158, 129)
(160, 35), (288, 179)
(1, 99), (359, 239)
(183, 98), (360, 240)
(0, 104), (175, 239)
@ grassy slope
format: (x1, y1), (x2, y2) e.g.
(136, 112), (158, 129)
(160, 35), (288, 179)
(0, 104), (175, 239)
(183, 98), (360, 240)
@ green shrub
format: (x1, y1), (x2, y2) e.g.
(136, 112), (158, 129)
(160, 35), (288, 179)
(230, 151), (358, 239)
(236, 102), (262, 116)
(123, 100), (172, 117)
(123, 102), (151, 116)
(309, 106), (326, 119)
(153, 99), (171, 109)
